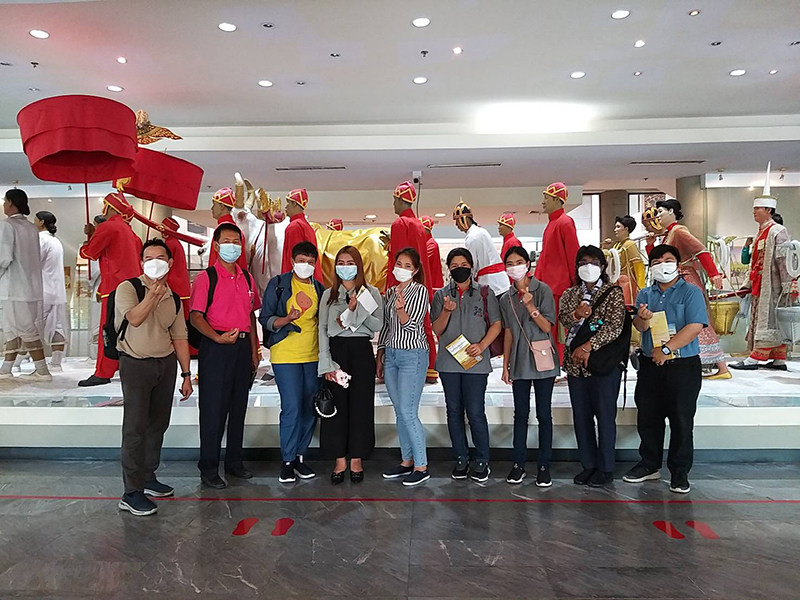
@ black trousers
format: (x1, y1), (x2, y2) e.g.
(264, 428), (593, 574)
(634, 355), (702, 478)
(320, 336), (376, 460)
(197, 334), (252, 476)
(567, 369), (622, 473)
(119, 353), (177, 493)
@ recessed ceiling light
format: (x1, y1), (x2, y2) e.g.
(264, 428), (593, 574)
(452, 46), (463, 55)
(412, 17), (431, 28)
(688, 10), (701, 16)
(611, 10), (630, 20)
(47, 198), (52, 203)
(364, 214), (377, 219)
(729, 69), (746, 77)
(413, 76), (428, 84)
(711, 41), (722, 46)
(634, 39), (646, 48)
(330, 52), (340, 58)
(217, 22), (237, 32)
(633, 71), (642, 76)
(434, 213), (446, 218)
(570, 71), (586, 79)
(769, 69), (779, 75)
(295, 80), (306, 86)
(748, 186), (755, 191)
(29, 29), (50, 39)
(257, 80), (273, 87)
(117, 56), (127, 64)
(106, 85), (124, 92)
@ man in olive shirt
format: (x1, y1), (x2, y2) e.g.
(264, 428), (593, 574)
(116, 239), (192, 516)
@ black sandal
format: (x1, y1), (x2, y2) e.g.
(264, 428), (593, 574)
(331, 471), (346, 485)
(350, 470), (364, 484)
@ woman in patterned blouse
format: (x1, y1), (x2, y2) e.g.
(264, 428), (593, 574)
(558, 245), (626, 489)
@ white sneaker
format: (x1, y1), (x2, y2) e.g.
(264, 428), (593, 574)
(48, 363), (63, 372)
(20, 371), (53, 382)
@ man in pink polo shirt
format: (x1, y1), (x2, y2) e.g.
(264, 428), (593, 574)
(189, 223), (260, 489)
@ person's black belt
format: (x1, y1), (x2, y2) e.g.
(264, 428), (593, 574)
(641, 354), (699, 365)
(213, 330), (249, 339)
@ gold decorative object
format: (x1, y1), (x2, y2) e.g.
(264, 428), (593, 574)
(135, 109), (182, 145)
(709, 300), (741, 336)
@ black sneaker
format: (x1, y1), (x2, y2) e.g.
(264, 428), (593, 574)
(383, 464), (414, 479)
(470, 463), (491, 483)
(669, 475), (691, 494)
(143, 479), (174, 497)
(451, 458), (469, 480)
(78, 375), (111, 387)
(622, 463), (662, 483)
(588, 470), (613, 487)
(293, 456), (315, 479)
(279, 462), (296, 483)
(536, 466), (552, 488)
(573, 468), (595, 485)
(506, 464), (526, 484)
(402, 469), (431, 487)
(118, 491), (157, 516)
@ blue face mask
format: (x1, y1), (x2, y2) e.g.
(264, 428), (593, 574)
(336, 265), (358, 281)
(218, 243), (242, 263)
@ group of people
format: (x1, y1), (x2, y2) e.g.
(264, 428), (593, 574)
(0, 176), (792, 518)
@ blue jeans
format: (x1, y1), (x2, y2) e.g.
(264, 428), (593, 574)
(440, 372), (490, 463)
(384, 347), (428, 466)
(511, 377), (555, 468)
(567, 369), (622, 473)
(274, 362), (320, 462)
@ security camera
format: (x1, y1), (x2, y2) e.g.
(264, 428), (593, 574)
(412, 170), (422, 185)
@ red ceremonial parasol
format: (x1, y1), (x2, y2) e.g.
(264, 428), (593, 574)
(131, 209), (207, 246)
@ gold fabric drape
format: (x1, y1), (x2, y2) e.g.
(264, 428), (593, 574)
(313, 224), (389, 290)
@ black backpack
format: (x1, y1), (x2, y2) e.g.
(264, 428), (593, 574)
(103, 278), (181, 360)
(187, 266), (253, 348)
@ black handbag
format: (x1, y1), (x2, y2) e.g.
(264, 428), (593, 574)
(568, 286), (632, 376)
(313, 384), (337, 419)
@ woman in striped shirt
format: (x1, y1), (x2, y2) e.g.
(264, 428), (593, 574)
(377, 247), (431, 486)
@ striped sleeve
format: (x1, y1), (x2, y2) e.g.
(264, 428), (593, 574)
(377, 288), (392, 350)
(399, 283), (428, 332)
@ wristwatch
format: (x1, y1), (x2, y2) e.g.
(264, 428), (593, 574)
(530, 309), (541, 318)
(181, 371), (191, 378)
(660, 346), (672, 356)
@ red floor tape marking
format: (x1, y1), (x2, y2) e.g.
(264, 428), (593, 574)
(232, 517), (259, 536)
(686, 520), (720, 539)
(1, 494), (799, 505)
(271, 517), (294, 536)
(653, 520), (685, 539)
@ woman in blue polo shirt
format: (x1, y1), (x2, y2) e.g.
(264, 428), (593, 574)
(623, 244), (708, 495)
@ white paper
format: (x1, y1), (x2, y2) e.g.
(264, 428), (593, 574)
(357, 287), (379, 314)
(340, 308), (357, 331)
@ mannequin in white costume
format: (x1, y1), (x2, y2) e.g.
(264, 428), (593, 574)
(34, 211), (68, 371)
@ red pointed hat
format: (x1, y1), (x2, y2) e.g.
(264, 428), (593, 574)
(419, 215), (434, 231)
(103, 191), (134, 221)
(161, 217), (180, 232)
(497, 212), (516, 228)
(212, 187), (235, 208)
(286, 188), (309, 209)
(544, 182), (568, 203)
(326, 218), (343, 231)
(393, 181), (417, 204)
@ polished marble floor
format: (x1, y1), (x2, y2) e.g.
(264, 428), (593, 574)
(0, 460), (799, 599)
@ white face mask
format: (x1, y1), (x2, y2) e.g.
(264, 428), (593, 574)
(651, 261), (679, 283)
(143, 258), (169, 280)
(393, 266), (414, 283)
(293, 261), (315, 279)
(578, 263), (602, 284)
(506, 264), (529, 282)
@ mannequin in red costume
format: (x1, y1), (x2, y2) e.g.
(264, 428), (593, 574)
(160, 217), (192, 318)
(534, 182), (580, 362)
(386, 181), (437, 383)
(655, 199), (731, 380)
(498, 212), (522, 262)
(327, 218), (344, 232)
(281, 188), (323, 282)
(420, 216), (444, 290)
(78, 192), (142, 387)
(208, 187), (248, 271)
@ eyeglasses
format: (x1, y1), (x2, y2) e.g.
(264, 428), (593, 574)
(578, 260), (602, 267)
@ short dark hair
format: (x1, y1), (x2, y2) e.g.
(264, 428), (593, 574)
(36, 211), (57, 235)
(213, 222), (241, 242)
(504, 245), (529, 265)
(446, 247), (474, 268)
(655, 199), (683, 221)
(648, 244), (681, 264)
(575, 245), (609, 284)
(291, 241), (318, 260)
(5, 189), (30, 216)
(93, 214), (107, 225)
(615, 215), (637, 234)
(141, 238), (172, 260)
(395, 246), (425, 285)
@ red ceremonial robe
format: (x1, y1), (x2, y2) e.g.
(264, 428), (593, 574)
(425, 231), (444, 290)
(164, 235), (192, 317)
(281, 212), (323, 282)
(501, 232), (522, 264)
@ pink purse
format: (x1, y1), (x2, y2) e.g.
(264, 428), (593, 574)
(511, 301), (555, 372)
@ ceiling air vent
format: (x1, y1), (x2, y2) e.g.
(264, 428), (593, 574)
(426, 162), (502, 169)
(274, 166), (346, 172)
(629, 160), (706, 166)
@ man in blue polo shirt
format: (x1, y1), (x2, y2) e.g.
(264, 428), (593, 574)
(623, 244), (707, 494)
